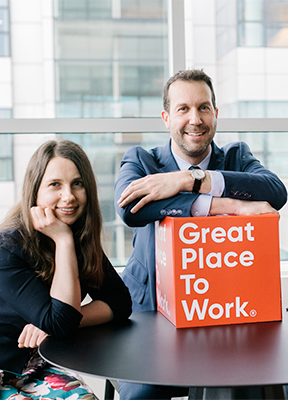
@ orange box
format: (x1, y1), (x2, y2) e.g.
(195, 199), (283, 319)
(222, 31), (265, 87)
(155, 214), (282, 328)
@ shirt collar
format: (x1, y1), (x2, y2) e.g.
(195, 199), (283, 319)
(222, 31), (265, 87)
(172, 145), (212, 171)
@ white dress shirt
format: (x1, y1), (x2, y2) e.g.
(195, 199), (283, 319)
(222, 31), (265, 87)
(172, 145), (225, 216)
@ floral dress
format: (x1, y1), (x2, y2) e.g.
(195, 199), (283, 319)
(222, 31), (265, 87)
(0, 351), (98, 400)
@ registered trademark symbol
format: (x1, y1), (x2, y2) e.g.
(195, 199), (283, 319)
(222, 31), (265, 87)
(250, 309), (257, 317)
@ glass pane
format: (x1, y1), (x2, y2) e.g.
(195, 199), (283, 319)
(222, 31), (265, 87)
(54, 23), (113, 60)
(54, 0), (168, 118)
(120, 66), (165, 97)
(239, 101), (265, 118)
(266, 24), (288, 46)
(0, 134), (12, 157)
(0, 109), (12, 118)
(216, 0), (237, 58)
(238, 22), (264, 46)
(243, 0), (263, 21)
(0, 8), (9, 32)
(0, 134), (13, 181)
(54, 0), (111, 20)
(56, 63), (113, 100)
(0, 32), (9, 56)
(217, 26), (237, 58)
(0, 159), (12, 181)
(265, 0), (288, 23)
(267, 101), (288, 117)
(121, 0), (166, 19)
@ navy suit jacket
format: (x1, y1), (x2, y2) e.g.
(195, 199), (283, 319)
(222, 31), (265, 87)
(115, 140), (287, 312)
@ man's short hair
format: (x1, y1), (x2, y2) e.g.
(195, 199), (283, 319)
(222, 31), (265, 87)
(163, 69), (217, 113)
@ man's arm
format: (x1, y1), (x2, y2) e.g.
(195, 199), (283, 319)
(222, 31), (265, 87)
(117, 169), (211, 213)
(217, 141), (287, 210)
(209, 197), (278, 216)
(115, 144), (285, 226)
(117, 170), (278, 217)
(114, 148), (200, 227)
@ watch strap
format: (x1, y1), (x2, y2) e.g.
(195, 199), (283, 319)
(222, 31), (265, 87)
(192, 178), (202, 194)
(190, 166), (204, 194)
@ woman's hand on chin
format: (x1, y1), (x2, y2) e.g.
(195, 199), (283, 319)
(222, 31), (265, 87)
(30, 206), (72, 242)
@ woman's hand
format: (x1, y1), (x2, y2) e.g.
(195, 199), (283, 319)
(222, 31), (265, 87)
(30, 206), (72, 242)
(31, 206), (81, 311)
(18, 324), (48, 349)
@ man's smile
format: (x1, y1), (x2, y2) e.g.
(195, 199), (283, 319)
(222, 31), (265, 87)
(185, 131), (205, 137)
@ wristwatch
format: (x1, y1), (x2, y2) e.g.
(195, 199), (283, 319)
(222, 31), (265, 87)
(191, 168), (206, 194)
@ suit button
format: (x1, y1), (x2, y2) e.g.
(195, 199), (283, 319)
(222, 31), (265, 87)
(177, 209), (183, 216)
(160, 209), (166, 216)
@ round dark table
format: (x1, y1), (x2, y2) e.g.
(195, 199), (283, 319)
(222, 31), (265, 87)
(39, 310), (288, 391)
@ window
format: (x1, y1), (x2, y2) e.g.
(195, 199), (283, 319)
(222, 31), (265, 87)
(0, 0), (10, 57)
(54, 0), (168, 118)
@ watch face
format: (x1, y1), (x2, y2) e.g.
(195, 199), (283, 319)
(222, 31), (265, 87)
(193, 169), (205, 180)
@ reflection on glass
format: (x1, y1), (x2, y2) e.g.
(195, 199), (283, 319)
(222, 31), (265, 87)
(238, 22), (264, 46)
(238, 0), (263, 22)
(54, 0), (168, 118)
(217, 0), (288, 56)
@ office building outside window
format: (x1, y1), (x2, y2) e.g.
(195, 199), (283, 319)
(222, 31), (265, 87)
(54, 0), (168, 118)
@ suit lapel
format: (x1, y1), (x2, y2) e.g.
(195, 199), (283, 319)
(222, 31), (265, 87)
(208, 141), (226, 170)
(154, 139), (180, 172)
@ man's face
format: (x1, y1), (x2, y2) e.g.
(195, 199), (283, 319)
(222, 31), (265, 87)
(162, 80), (218, 164)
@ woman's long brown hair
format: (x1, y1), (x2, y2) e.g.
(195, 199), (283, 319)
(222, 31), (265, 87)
(0, 139), (103, 286)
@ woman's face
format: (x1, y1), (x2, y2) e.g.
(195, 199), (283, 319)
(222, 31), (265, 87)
(36, 157), (87, 225)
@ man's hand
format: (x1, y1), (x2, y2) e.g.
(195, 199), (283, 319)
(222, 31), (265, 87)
(18, 324), (48, 349)
(210, 197), (278, 216)
(118, 170), (211, 213)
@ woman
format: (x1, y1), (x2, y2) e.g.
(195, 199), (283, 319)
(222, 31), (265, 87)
(0, 139), (132, 399)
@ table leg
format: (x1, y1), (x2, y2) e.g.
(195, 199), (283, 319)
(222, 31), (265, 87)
(263, 385), (287, 399)
(104, 380), (115, 400)
(188, 387), (235, 399)
(188, 387), (204, 400)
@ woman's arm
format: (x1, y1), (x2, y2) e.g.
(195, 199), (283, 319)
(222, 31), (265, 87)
(80, 300), (113, 327)
(31, 207), (82, 312)
(85, 254), (132, 324)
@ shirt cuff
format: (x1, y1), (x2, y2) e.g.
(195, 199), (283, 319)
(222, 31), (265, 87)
(191, 194), (213, 217)
(207, 170), (225, 197)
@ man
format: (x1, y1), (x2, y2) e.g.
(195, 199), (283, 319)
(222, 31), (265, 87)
(114, 69), (287, 399)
